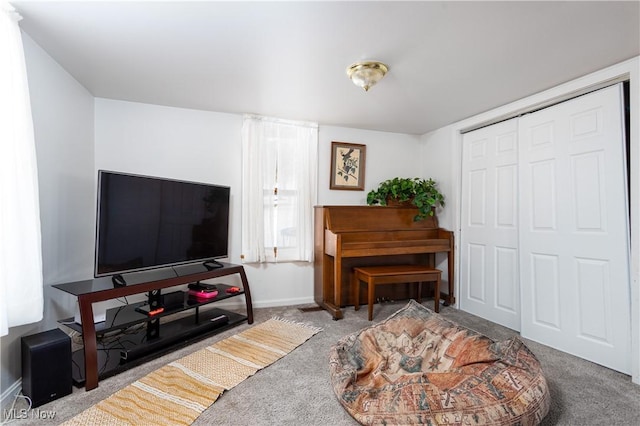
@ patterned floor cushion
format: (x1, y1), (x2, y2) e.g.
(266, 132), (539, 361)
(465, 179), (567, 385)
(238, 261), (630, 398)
(329, 300), (550, 425)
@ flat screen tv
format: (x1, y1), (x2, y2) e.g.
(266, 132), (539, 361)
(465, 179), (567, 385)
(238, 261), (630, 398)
(94, 170), (230, 278)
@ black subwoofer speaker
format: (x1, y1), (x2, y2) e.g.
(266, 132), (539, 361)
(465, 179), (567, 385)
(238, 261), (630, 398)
(21, 328), (72, 407)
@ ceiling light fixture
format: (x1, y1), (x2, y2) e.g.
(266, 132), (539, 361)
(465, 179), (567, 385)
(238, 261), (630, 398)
(346, 61), (388, 92)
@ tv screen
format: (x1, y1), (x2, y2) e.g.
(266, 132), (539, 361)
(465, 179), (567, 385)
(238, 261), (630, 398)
(94, 171), (230, 277)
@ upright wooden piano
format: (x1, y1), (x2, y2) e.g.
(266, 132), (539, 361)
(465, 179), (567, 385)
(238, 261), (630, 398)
(314, 205), (454, 320)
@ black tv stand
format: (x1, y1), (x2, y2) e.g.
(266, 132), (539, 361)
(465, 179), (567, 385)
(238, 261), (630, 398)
(53, 262), (253, 391)
(120, 312), (230, 362)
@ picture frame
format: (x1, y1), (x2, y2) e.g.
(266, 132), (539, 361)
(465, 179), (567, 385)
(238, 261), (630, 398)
(330, 141), (366, 190)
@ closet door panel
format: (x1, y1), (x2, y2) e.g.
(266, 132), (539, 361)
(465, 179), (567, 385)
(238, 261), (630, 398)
(519, 84), (630, 374)
(495, 246), (518, 313)
(529, 160), (556, 229)
(460, 118), (520, 330)
(529, 253), (561, 329)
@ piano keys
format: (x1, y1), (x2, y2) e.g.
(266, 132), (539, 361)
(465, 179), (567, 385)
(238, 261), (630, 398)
(314, 205), (454, 320)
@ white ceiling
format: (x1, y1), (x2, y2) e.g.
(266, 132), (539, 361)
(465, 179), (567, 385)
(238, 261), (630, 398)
(12, 1), (640, 135)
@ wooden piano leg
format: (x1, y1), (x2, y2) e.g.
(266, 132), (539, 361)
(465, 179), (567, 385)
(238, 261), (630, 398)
(318, 300), (343, 320)
(353, 273), (360, 312)
(434, 274), (441, 313)
(332, 257), (344, 320)
(444, 244), (455, 306)
(367, 278), (374, 321)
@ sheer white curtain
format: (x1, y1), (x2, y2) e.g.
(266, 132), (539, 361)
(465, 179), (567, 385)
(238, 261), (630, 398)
(0, 1), (43, 336)
(241, 115), (318, 263)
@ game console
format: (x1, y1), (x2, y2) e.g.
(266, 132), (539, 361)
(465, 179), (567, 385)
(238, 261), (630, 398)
(188, 282), (217, 292)
(188, 289), (219, 299)
(187, 283), (219, 299)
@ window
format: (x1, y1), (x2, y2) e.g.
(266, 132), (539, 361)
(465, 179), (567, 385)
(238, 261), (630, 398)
(241, 115), (318, 263)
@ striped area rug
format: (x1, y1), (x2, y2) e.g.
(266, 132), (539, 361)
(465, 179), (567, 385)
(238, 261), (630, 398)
(62, 318), (322, 426)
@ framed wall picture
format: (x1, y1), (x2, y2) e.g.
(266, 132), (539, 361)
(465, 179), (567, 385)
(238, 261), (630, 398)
(330, 141), (366, 190)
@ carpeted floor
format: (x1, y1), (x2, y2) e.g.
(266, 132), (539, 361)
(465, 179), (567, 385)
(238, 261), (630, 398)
(5, 300), (640, 425)
(60, 317), (321, 425)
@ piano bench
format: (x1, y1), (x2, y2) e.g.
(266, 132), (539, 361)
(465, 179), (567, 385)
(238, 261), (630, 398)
(352, 265), (442, 321)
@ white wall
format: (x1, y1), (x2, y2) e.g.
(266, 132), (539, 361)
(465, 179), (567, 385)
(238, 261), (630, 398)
(318, 126), (423, 205)
(420, 57), (640, 384)
(94, 99), (253, 304)
(418, 126), (456, 231)
(415, 126), (458, 293)
(94, 100), (423, 309)
(94, 99), (243, 259)
(1, 33), (95, 400)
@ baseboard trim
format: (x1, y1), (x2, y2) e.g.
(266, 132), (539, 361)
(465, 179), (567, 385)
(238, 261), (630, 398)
(252, 296), (315, 309)
(210, 296), (315, 310)
(1, 379), (22, 414)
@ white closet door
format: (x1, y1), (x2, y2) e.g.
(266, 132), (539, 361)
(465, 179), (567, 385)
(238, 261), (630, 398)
(519, 84), (631, 374)
(460, 118), (521, 331)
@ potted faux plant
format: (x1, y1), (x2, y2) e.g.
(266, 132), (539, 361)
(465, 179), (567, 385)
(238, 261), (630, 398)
(366, 177), (445, 221)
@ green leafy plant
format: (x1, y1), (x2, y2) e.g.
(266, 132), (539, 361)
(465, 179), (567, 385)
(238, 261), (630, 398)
(366, 177), (445, 221)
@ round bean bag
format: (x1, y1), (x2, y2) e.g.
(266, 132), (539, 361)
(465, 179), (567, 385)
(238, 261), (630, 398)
(329, 300), (550, 425)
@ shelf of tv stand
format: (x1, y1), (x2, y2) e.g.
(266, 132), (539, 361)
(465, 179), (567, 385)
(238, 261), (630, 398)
(66, 306), (247, 386)
(60, 284), (246, 336)
(52, 262), (253, 391)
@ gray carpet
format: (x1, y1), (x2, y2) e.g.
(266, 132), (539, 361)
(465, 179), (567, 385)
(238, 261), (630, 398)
(5, 301), (640, 425)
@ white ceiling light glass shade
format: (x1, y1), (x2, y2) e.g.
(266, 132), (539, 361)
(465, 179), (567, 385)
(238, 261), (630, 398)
(346, 61), (388, 92)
